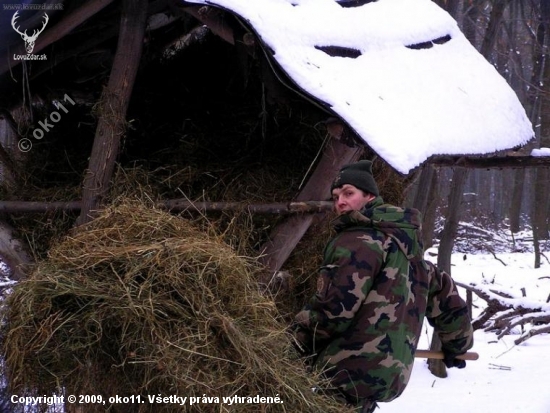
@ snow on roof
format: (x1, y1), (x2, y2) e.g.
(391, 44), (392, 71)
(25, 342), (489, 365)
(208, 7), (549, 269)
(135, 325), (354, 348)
(183, 0), (534, 174)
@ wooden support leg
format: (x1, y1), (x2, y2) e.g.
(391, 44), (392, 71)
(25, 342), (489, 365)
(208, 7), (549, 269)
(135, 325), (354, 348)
(76, 0), (147, 226)
(258, 134), (363, 285)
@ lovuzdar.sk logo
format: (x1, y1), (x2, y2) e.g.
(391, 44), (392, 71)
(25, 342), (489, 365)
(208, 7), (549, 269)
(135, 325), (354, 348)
(11, 10), (49, 60)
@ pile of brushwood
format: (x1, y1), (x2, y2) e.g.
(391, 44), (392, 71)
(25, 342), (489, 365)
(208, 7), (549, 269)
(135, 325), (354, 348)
(1, 198), (352, 412)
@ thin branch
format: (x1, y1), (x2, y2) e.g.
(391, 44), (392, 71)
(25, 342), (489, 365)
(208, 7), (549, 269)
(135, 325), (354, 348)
(515, 324), (550, 345)
(488, 249), (508, 266)
(497, 312), (550, 339)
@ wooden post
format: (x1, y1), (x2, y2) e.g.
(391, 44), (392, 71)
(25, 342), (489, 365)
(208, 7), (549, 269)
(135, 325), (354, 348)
(76, 0), (148, 226)
(258, 133), (362, 284)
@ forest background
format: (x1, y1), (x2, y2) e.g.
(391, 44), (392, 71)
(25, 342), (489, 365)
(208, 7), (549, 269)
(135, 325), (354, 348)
(404, 0), (550, 272)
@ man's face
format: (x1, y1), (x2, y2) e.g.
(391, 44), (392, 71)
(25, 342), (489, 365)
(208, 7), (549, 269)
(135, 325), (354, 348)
(332, 184), (374, 215)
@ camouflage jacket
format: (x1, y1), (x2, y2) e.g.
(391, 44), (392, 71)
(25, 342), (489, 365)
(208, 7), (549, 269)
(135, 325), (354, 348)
(294, 197), (473, 403)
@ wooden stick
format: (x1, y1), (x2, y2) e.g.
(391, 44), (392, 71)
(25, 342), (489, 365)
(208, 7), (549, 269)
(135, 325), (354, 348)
(0, 201), (82, 213)
(162, 200), (334, 214)
(0, 200), (334, 214)
(415, 350), (479, 360)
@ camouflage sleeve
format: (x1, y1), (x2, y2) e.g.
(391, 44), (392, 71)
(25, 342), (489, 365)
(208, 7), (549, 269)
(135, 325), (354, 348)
(425, 261), (474, 355)
(293, 230), (385, 355)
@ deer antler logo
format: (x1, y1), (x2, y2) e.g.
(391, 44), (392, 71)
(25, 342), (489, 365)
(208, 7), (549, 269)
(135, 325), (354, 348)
(11, 11), (49, 54)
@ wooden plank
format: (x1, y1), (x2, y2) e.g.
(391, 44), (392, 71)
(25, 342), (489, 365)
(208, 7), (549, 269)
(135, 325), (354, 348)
(258, 137), (363, 283)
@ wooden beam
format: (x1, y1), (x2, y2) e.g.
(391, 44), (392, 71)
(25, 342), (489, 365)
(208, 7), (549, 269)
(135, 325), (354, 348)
(181, 6), (235, 45)
(76, 0), (148, 226)
(258, 137), (363, 282)
(0, 201), (81, 213)
(429, 154), (550, 169)
(0, 200), (334, 214)
(162, 200), (334, 214)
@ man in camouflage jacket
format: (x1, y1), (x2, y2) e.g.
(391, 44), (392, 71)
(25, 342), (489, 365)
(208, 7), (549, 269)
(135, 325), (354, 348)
(293, 160), (474, 412)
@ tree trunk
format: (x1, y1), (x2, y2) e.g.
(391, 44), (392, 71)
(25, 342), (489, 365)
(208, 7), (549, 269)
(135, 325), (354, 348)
(531, 0), (550, 265)
(410, 164), (438, 249)
(76, 0), (148, 226)
(509, 1), (545, 233)
(411, 165), (434, 215)
(480, 0), (510, 59)
(437, 168), (468, 274)
(532, 169), (549, 242)
(436, 0), (463, 23)
(509, 169), (525, 233)
(422, 168), (440, 250)
(462, 0), (481, 45)
(429, 167), (468, 378)
(534, 0), (550, 240)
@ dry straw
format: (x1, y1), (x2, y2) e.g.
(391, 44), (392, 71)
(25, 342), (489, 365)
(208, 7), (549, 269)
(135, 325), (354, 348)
(1, 199), (352, 412)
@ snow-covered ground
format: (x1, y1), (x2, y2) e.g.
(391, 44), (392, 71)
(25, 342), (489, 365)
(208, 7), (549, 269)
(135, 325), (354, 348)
(384, 232), (550, 413)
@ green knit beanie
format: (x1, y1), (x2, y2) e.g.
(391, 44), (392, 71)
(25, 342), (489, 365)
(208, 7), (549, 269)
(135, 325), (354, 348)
(330, 160), (379, 196)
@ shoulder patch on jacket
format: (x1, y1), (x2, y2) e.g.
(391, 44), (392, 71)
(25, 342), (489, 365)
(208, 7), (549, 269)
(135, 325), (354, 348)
(316, 264), (338, 299)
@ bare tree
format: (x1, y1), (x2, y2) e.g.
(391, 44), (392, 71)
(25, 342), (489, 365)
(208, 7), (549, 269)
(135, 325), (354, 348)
(507, 1), (531, 232)
(408, 164), (440, 249)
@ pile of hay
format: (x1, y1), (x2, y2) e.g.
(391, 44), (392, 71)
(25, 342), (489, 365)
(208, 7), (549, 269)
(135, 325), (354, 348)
(1, 200), (351, 412)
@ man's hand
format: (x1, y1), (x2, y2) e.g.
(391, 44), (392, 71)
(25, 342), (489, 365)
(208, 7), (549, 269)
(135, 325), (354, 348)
(443, 351), (467, 369)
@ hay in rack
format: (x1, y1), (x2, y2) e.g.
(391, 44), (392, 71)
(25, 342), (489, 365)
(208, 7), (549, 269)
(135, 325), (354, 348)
(1, 199), (351, 412)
